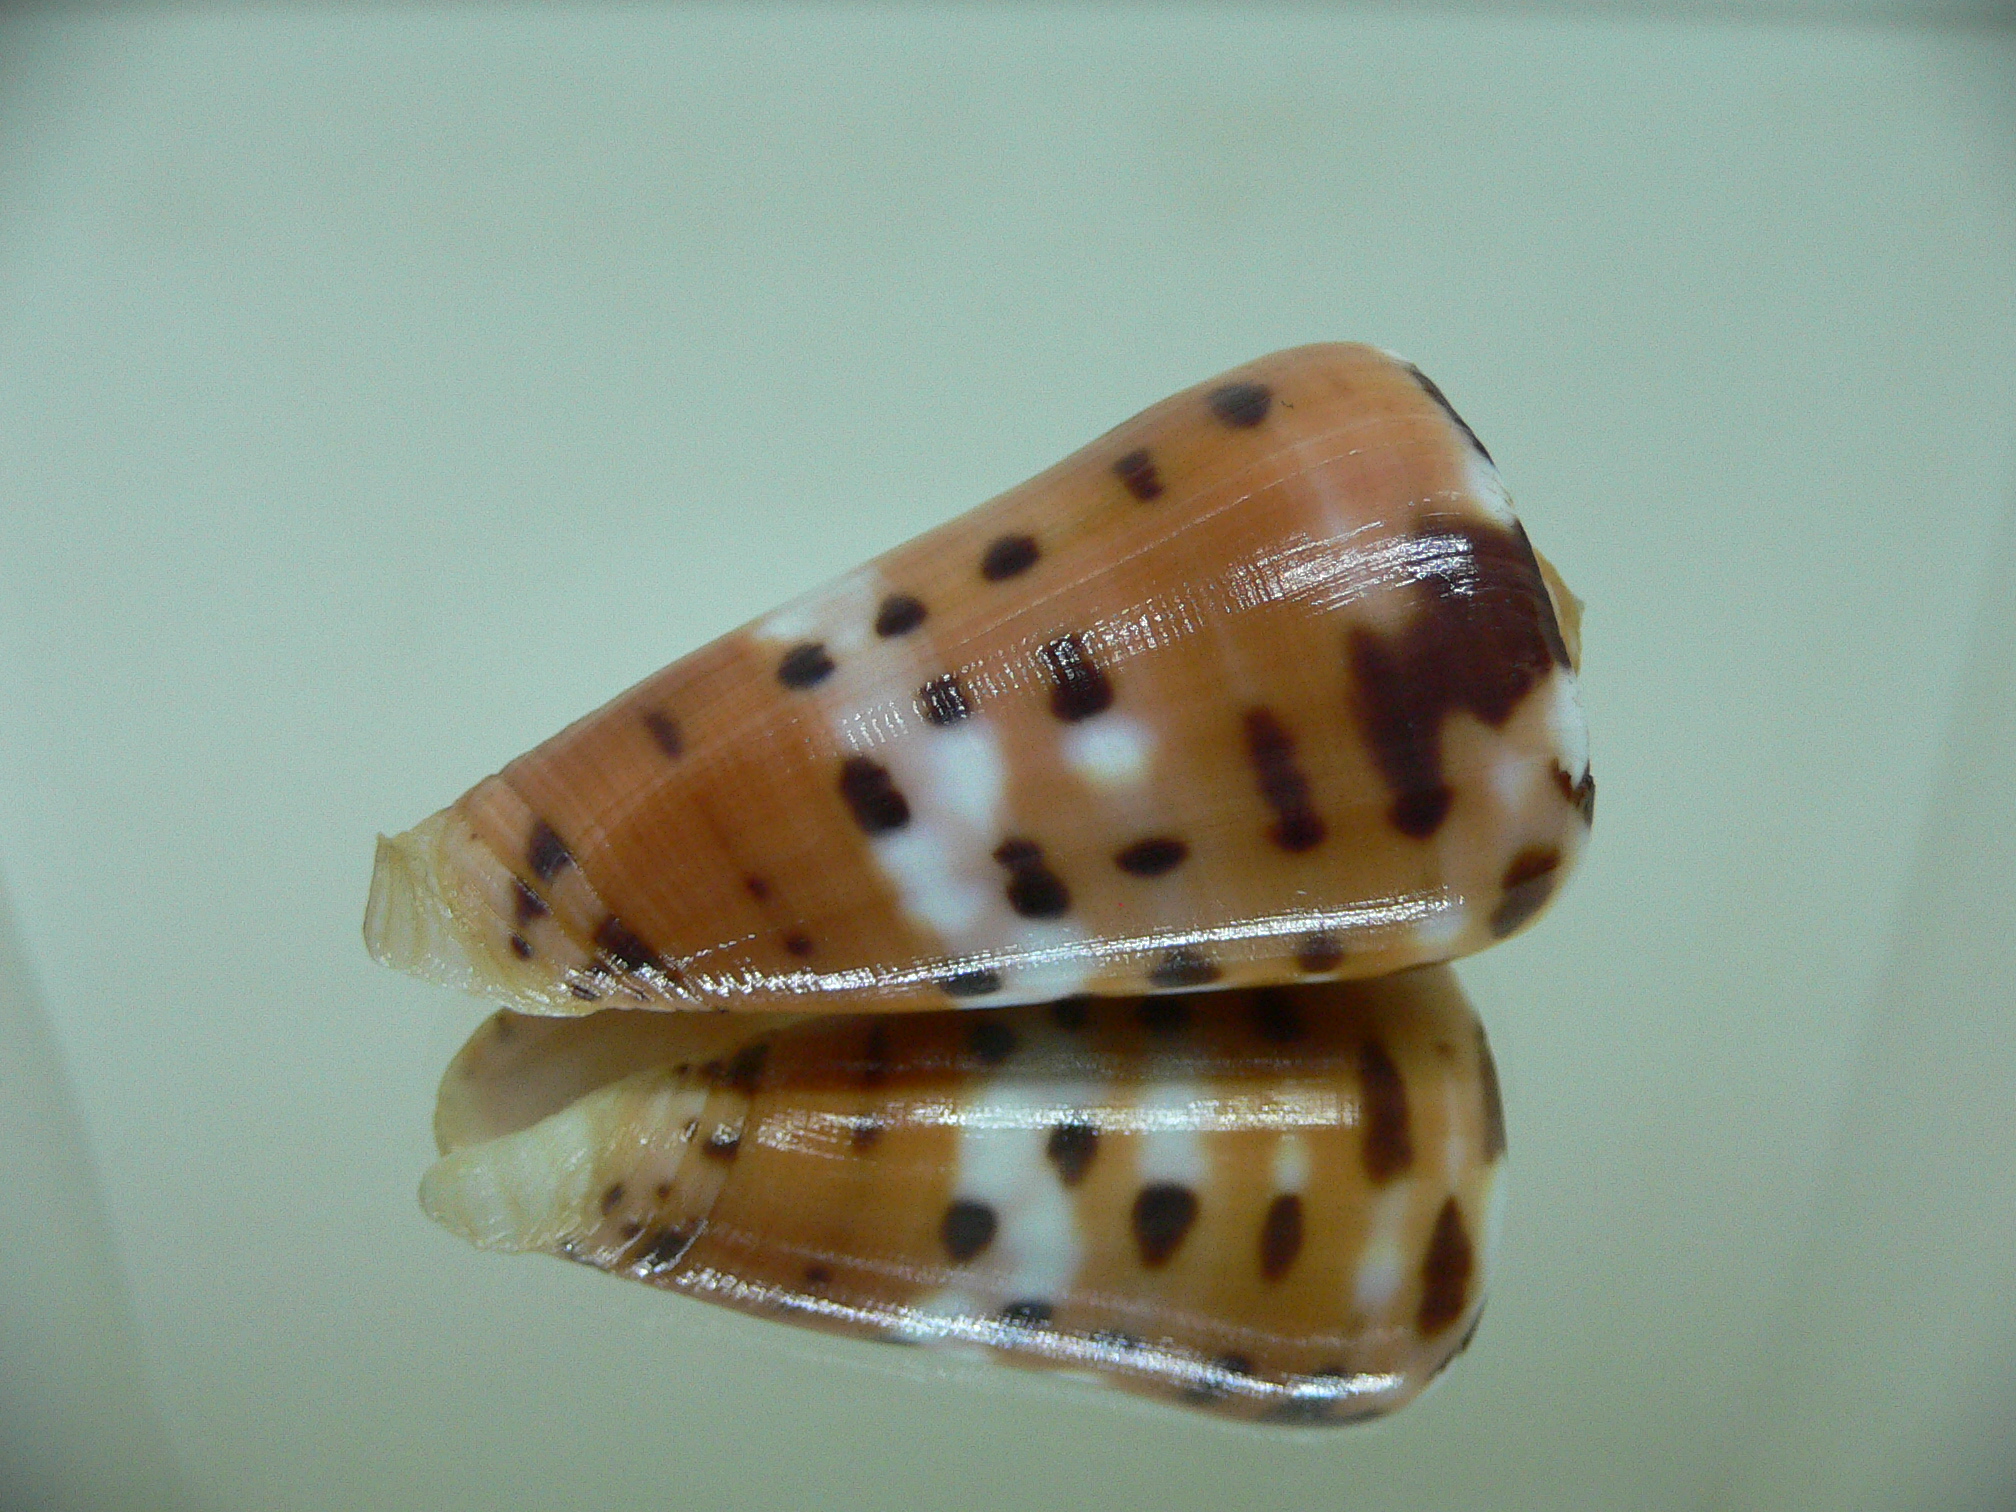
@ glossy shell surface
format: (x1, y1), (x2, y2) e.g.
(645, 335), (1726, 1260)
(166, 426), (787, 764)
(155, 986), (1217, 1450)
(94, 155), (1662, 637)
(422, 968), (1504, 1425)
(367, 343), (1591, 1014)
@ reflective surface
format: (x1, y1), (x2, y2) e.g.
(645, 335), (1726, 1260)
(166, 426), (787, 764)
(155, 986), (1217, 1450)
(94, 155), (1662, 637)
(422, 969), (1504, 1424)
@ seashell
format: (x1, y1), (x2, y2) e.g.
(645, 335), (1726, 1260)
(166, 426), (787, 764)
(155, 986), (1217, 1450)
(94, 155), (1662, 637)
(421, 966), (1504, 1425)
(366, 342), (1591, 1014)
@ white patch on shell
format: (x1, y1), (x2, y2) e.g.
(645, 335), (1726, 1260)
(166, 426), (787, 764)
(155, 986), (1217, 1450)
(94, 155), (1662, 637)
(1135, 1079), (1209, 1188)
(1353, 1183), (1415, 1315)
(1546, 667), (1590, 781)
(933, 1070), (1086, 1317)
(1271, 1134), (1311, 1194)
(1464, 451), (1517, 527)
(1410, 905), (1469, 955)
(1058, 714), (1154, 788)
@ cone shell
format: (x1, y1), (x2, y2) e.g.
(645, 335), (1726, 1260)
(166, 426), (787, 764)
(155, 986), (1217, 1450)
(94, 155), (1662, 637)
(422, 967), (1504, 1424)
(367, 343), (1591, 1013)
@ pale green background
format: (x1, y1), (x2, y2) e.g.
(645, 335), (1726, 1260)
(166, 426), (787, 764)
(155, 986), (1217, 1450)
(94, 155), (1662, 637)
(2, 5), (2013, 1511)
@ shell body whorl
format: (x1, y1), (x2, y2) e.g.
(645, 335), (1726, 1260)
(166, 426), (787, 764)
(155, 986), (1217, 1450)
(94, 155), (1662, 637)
(368, 343), (1590, 1014)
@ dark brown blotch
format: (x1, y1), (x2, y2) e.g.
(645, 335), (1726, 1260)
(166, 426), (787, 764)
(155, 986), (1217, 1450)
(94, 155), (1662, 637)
(803, 1263), (835, 1288)
(1147, 948), (1220, 990)
(999, 1300), (1053, 1330)
(968, 1018), (1018, 1066)
(1038, 634), (1114, 722)
(594, 916), (662, 975)
(1416, 1198), (1475, 1336)
(1295, 930), (1344, 974)
(1208, 381), (1272, 428)
(1259, 1193), (1304, 1281)
(782, 931), (814, 958)
(743, 875), (771, 902)
(1131, 1182), (1199, 1267)
(702, 1129), (741, 1162)
(1049, 996), (1092, 1031)
(1490, 845), (1562, 938)
(776, 641), (836, 690)
(838, 756), (911, 835)
(1113, 447), (1164, 501)
(980, 533), (1040, 582)
(858, 1024), (890, 1087)
(874, 592), (927, 638)
(1138, 997), (1190, 1035)
(993, 838), (1070, 919)
(941, 1199), (998, 1263)
(917, 673), (973, 726)
(850, 1115), (884, 1153)
(1242, 707), (1327, 853)
(724, 1041), (769, 1095)
(1114, 837), (1188, 877)
(508, 933), (532, 960)
(513, 880), (548, 925)
(527, 820), (572, 881)
(1046, 1121), (1098, 1186)
(599, 1182), (625, 1216)
(1358, 1037), (1414, 1183)
(1249, 989), (1305, 1044)
(941, 968), (1003, 999)
(641, 709), (684, 759)
(1348, 520), (1570, 840)
(635, 1225), (694, 1274)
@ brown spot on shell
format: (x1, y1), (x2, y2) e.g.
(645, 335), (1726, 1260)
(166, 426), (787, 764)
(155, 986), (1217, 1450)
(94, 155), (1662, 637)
(641, 709), (684, 759)
(1114, 837), (1187, 877)
(874, 592), (927, 637)
(776, 642), (836, 690)
(1147, 948), (1219, 990)
(1416, 1198), (1475, 1336)
(803, 1263), (834, 1287)
(1295, 931), (1344, 973)
(593, 916), (661, 975)
(941, 1200), (998, 1263)
(507, 933), (532, 960)
(1259, 1193), (1304, 1281)
(702, 1129), (741, 1162)
(1049, 996), (1092, 1031)
(782, 931), (814, 958)
(635, 1225), (695, 1274)
(1113, 447), (1164, 501)
(850, 1115), (884, 1152)
(980, 534), (1040, 582)
(1249, 990), (1305, 1044)
(512, 880), (547, 925)
(1242, 707), (1326, 853)
(1208, 381), (1272, 428)
(1038, 634), (1114, 722)
(1490, 845), (1562, 938)
(527, 821), (571, 881)
(993, 838), (1070, 919)
(837, 757), (911, 835)
(941, 968), (1003, 999)
(1046, 1122), (1098, 1186)
(1131, 1182), (1199, 1267)
(1358, 1038), (1413, 1183)
(599, 1182), (625, 1215)
(999, 1300), (1053, 1330)
(967, 1019), (1018, 1066)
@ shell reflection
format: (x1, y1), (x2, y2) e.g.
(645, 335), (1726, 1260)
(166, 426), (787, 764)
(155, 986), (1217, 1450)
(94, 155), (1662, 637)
(423, 967), (1504, 1424)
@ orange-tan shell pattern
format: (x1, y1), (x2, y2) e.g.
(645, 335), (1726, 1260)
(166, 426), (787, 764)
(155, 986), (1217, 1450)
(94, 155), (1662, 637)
(422, 968), (1504, 1425)
(366, 343), (1591, 1015)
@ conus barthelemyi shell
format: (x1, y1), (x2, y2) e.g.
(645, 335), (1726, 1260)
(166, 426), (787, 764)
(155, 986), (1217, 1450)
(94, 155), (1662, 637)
(366, 343), (1591, 1015)
(422, 967), (1503, 1425)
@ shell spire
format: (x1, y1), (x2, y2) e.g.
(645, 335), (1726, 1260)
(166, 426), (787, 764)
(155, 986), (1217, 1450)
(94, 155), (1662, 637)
(367, 344), (1591, 1014)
